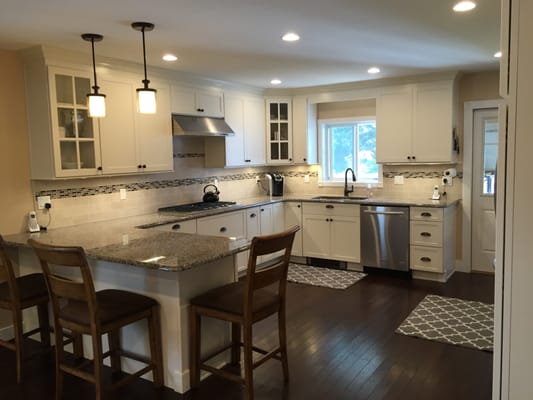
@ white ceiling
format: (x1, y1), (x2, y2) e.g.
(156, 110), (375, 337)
(0, 0), (500, 88)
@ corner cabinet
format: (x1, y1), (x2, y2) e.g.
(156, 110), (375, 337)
(24, 65), (102, 179)
(170, 85), (224, 118)
(376, 80), (457, 163)
(266, 98), (293, 164)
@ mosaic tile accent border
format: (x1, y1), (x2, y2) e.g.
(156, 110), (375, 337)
(173, 153), (204, 159)
(383, 170), (463, 179)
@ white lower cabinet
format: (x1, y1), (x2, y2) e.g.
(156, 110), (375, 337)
(409, 206), (456, 279)
(284, 202), (303, 256)
(302, 203), (360, 263)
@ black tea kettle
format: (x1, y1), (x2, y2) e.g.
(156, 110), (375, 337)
(202, 184), (220, 202)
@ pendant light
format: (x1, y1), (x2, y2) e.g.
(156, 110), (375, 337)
(132, 22), (157, 114)
(81, 33), (106, 118)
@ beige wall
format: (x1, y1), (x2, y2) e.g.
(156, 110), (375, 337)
(317, 99), (376, 120)
(0, 50), (34, 235)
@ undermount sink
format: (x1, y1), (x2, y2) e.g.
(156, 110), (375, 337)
(312, 195), (368, 201)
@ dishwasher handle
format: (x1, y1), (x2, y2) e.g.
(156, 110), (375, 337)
(363, 210), (406, 216)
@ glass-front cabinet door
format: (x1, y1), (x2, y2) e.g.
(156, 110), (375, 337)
(49, 67), (101, 177)
(266, 98), (292, 164)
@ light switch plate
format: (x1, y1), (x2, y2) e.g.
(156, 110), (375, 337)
(394, 175), (404, 185)
(120, 188), (127, 200)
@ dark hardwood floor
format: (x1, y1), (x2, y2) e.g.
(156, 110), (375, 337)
(0, 271), (494, 400)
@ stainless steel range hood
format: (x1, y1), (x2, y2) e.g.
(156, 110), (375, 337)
(172, 114), (235, 136)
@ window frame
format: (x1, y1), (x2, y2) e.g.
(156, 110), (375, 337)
(317, 116), (382, 187)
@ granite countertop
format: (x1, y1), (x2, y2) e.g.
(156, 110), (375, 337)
(4, 215), (248, 272)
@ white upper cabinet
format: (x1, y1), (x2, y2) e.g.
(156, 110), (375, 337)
(266, 97), (293, 164)
(170, 85), (224, 117)
(97, 77), (173, 175)
(24, 62), (102, 179)
(292, 96), (318, 165)
(204, 93), (266, 167)
(376, 80), (457, 164)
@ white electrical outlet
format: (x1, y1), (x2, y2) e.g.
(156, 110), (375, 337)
(255, 175), (260, 183)
(304, 174), (310, 183)
(442, 176), (453, 186)
(120, 188), (127, 200)
(213, 178), (219, 186)
(394, 176), (404, 185)
(37, 196), (51, 210)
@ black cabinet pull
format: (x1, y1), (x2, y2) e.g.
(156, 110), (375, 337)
(97, 166), (102, 171)
(245, 159), (251, 163)
(142, 164), (147, 169)
(250, 213), (256, 218)
(297, 204), (301, 208)
(137, 164), (142, 169)
(289, 158), (292, 161)
(326, 204), (334, 209)
(220, 227), (227, 233)
(420, 257), (432, 263)
(303, 158), (307, 162)
(172, 224), (181, 230)
(261, 208), (265, 212)
(412, 156), (416, 160)
(407, 156), (411, 160)
(420, 232), (432, 237)
(197, 108), (204, 112)
(421, 212), (432, 217)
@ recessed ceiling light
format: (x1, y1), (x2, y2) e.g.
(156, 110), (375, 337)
(271, 79), (282, 85)
(453, 1), (476, 12)
(368, 67), (380, 74)
(282, 32), (300, 42)
(494, 51), (502, 58)
(162, 54), (178, 62)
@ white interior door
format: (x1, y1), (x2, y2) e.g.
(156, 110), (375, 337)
(471, 108), (498, 273)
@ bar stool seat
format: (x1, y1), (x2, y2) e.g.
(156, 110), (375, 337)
(0, 235), (50, 384)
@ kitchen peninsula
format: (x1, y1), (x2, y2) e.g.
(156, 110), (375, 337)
(3, 214), (248, 394)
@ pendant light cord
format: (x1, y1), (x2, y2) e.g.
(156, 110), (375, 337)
(141, 26), (150, 89)
(90, 38), (100, 94)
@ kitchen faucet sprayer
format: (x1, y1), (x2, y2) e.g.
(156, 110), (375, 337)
(344, 168), (357, 197)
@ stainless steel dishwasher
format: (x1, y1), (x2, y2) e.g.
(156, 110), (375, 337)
(361, 205), (410, 271)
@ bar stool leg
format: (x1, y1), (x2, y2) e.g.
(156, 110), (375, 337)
(37, 303), (51, 347)
(231, 322), (241, 365)
(92, 333), (104, 400)
(13, 308), (23, 383)
(243, 324), (254, 400)
(278, 306), (289, 382)
(148, 305), (164, 387)
(54, 327), (64, 400)
(108, 330), (121, 374)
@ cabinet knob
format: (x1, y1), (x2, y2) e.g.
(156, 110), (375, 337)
(289, 158), (292, 161)
(261, 208), (265, 212)
(250, 213), (256, 218)
(407, 156), (411, 160)
(138, 165), (142, 169)
(420, 257), (432, 263)
(172, 224), (181, 230)
(142, 164), (147, 169)
(220, 227), (227, 233)
(97, 166), (102, 171)
(420, 232), (432, 237)
(297, 204), (301, 208)
(412, 156), (416, 160)
(303, 158), (307, 162)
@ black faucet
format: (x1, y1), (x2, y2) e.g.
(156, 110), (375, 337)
(344, 168), (357, 197)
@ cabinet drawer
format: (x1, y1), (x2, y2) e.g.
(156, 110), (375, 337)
(197, 211), (245, 238)
(410, 246), (443, 273)
(303, 202), (360, 217)
(410, 221), (443, 247)
(410, 207), (443, 222)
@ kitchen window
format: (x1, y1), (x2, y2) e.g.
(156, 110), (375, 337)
(319, 117), (382, 186)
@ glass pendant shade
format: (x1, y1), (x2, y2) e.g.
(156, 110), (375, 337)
(88, 93), (106, 117)
(132, 22), (157, 114)
(82, 33), (106, 118)
(137, 88), (157, 114)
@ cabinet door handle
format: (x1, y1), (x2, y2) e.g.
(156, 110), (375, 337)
(197, 108), (205, 112)
(220, 227), (227, 233)
(420, 232), (432, 237)
(261, 208), (265, 212)
(245, 159), (251, 163)
(420, 257), (432, 262)
(325, 204), (334, 209)
(250, 213), (256, 218)
(421, 212), (432, 217)
(172, 224), (181, 230)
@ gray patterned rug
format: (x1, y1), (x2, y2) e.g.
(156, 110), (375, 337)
(287, 263), (366, 290)
(396, 294), (494, 352)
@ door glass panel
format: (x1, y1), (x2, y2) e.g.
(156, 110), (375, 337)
(76, 110), (93, 138)
(280, 142), (289, 159)
(280, 123), (288, 140)
(60, 141), (78, 169)
(55, 75), (73, 104)
(270, 123), (278, 140)
(79, 142), (96, 168)
(280, 103), (288, 120)
(271, 143), (279, 160)
(75, 77), (91, 106)
(482, 119), (498, 195)
(57, 108), (76, 138)
(270, 103), (278, 120)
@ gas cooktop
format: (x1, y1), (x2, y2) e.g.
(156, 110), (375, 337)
(158, 201), (237, 213)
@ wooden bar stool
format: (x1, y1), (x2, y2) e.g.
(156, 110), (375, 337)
(189, 226), (299, 400)
(0, 234), (51, 383)
(29, 239), (164, 400)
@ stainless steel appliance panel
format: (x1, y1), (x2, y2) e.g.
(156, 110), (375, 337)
(361, 205), (410, 271)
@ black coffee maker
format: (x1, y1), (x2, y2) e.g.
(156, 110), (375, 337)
(268, 173), (284, 196)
